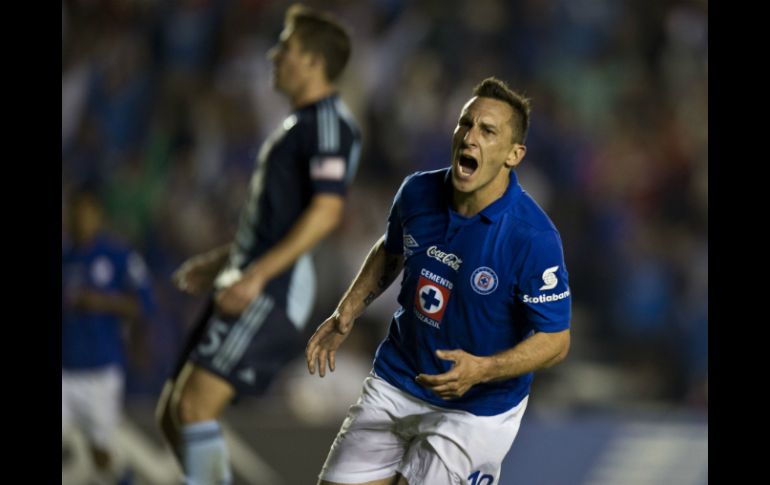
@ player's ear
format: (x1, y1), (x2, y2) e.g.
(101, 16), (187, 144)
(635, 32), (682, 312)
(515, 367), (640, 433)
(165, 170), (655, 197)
(504, 144), (526, 169)
(308, 52), (325, 72)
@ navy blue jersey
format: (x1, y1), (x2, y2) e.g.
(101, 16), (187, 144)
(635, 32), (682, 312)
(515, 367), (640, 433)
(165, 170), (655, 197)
(218, 93), (361, 327)
(62, 234), (155, 370)
(374, 168), (571, 416)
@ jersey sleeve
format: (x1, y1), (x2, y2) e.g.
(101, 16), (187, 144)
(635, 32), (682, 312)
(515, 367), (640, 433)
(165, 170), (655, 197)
(515, 230), (571, 332)
(307, 106), (361, 196)
(383, 175), (412, 255)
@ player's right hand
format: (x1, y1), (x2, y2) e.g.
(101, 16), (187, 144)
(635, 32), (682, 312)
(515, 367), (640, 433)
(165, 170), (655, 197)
(172, 260), (212, 296)
(306, 312), (353, 378)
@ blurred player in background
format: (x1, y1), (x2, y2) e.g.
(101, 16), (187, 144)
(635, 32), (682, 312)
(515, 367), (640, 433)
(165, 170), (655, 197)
(307, 77), (571, 485)
(155, 4), (360, 483)
(62, 186), (156, 485)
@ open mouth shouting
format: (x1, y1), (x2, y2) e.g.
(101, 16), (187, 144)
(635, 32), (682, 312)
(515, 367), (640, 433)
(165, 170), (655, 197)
(455, 152), (479, 180)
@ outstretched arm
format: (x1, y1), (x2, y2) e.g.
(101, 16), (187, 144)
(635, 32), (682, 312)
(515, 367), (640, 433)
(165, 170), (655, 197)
(306, 235), (404, 377)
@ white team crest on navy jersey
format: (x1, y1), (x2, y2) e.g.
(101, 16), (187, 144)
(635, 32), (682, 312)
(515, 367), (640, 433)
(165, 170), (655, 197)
(470, 266), (498, 295)
(539, 266), (559, 290)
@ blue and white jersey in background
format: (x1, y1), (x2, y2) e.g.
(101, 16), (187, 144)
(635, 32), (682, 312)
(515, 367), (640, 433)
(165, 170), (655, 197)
(216, 93), (361, 329)
(62, 233), (155, 370)
(374, 168), (571, 416)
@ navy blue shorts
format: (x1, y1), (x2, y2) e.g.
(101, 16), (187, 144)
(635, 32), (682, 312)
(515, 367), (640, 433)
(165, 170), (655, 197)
(173, 294), (305, 396)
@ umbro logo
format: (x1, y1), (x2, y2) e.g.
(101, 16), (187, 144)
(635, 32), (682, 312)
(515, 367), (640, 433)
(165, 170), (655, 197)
(404, 234), (419, 248)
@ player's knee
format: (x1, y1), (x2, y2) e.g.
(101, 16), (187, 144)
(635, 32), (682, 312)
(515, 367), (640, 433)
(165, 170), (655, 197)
(176, 387), (215, 424)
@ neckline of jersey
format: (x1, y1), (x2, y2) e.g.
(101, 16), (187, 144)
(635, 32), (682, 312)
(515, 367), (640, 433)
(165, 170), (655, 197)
(442, 168), (523, 224)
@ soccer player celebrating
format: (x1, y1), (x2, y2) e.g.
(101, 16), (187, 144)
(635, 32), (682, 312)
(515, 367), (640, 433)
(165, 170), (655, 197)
(306, 77), (571, 485)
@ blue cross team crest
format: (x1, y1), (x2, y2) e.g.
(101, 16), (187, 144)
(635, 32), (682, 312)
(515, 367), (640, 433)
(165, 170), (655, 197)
(471, 266), (498, 295)
(414, 275), (451, 328)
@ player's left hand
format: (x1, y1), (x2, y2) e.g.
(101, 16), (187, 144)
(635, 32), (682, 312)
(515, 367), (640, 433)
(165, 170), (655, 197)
(214, 274), (265, 319)
(415, 349), (488, 400)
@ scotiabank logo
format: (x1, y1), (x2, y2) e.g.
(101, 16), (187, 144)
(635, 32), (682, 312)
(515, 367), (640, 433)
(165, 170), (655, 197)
(539, 266), (559, 290)
(522, 289), (571, 304)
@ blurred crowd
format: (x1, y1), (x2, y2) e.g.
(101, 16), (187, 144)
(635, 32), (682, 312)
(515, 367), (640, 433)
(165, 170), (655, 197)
(62, 0), (707, 413)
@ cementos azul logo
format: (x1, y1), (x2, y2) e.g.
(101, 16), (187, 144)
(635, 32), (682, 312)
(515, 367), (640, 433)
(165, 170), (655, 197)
(427, 246), (462, 271)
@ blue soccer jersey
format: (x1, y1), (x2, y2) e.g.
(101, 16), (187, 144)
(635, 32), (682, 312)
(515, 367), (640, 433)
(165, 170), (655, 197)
(62, 234), (155, 370)
(220, 93), (361, 323)
(373, 168), (571, 416)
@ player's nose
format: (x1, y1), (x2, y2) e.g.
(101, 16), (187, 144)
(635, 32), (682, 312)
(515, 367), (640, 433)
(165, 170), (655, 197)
(462, 128), (478, 147)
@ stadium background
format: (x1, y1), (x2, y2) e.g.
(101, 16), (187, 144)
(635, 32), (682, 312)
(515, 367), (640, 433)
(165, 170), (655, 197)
(61, 0), (707, 483)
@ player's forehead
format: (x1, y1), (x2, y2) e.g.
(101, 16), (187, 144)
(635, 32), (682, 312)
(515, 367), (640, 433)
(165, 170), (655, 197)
(458, 96), (513, 126)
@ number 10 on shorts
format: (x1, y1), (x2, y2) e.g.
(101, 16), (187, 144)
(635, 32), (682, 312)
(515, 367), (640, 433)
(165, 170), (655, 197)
(468, 470), (494, 485)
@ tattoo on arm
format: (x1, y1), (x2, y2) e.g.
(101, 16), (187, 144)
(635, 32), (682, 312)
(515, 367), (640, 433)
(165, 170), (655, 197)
(367, 254), (403, 306)
(375, 255), (401, 290)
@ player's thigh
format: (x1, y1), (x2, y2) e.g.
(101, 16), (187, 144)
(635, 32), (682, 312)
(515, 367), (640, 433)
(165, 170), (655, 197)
(157, 299), (217, 428)
(173, 362), (236, 423)
(418, 397), (529, 485)
(398, 439), (464, 485)
(319, 377), (417, 484)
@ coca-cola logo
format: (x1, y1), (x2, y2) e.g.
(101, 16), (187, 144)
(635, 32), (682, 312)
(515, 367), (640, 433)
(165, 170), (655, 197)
(426, 246), (462, 271)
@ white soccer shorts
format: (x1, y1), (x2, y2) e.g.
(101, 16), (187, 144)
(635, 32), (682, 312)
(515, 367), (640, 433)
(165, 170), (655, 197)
(61, 365), (124, 449)
(319, 373), (528, 485)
